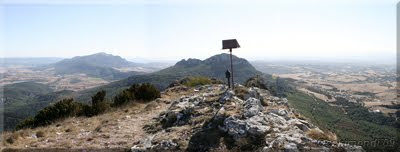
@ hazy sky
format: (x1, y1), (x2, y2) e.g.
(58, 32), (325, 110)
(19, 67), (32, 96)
(1, 0), (397, 62)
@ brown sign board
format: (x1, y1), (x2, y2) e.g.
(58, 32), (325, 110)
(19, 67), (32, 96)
(222, 39), (240, 49)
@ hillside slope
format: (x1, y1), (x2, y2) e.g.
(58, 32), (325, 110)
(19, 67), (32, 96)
(1, 82), (73, 131)
(2, 84), (362, 151)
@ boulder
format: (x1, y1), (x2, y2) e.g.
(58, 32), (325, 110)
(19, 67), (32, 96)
(264, 113), (288, 129)
(278, 98), (289, 105)
(269, 108), (288, 117)
(243, 97), (264, 118)
(130, 145), (147, 152)
(152, 140), (179, 151)
(221, 113), (271, 140)
(160, 95), (203, 128)
(244, 87), (264, 102)
(284, 143), (298, 152)
(222, 116), (248, 139)
(288, 119), (311, 132)
(219, 90), (235, 103)
(246, 114), (270, 136)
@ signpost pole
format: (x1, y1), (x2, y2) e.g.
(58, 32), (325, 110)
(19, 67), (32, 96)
(222, 39), (239, 90)
(230, 48), (234, 89)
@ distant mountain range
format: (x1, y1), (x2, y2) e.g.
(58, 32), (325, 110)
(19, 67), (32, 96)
(1, 57), (63, 67)
(55, 52), (136, 68)
(50, 52), (144, 80)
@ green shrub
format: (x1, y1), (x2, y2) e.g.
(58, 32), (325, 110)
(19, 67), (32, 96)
(113, 89), (135, 106)
(245, 76), (267, 89)
(78, 104), (95, 117)
(183, 76), (212, 87)
(15, 117), (35, 130)
(134, 83), (161, 101)
(113, 83), (160, 106)
(248, 76), (293, 97)
(91, 90), (110, 115)
(33, 98), (82, 126)
(16, 91), (112, 130)
(6, 136), (14, 144)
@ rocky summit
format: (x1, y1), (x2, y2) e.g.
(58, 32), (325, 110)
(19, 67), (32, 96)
(133, 84), (363, 151)
(3, 83), (363, 152)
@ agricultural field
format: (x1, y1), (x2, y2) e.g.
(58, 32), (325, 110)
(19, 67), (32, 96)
(253, 61), (398, 116)
(0, 66), (109, 91)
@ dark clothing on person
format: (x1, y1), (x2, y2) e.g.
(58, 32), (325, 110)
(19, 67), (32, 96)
(225, 70), (231, 88)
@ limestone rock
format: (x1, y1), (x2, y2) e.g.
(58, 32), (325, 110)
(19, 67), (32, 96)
(139, 85), (363, 151)
(152, 140), (179, 151)
(222, 116), (248, 139)
(243, 97), (263, 118)
(269, 108), (288, 117)
(219, 90), (235, 103)
(246, 114), (270, 136)
(244, 87), (263, 101)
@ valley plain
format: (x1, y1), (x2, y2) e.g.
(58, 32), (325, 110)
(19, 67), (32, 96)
(1, 66), (109, 91)
(252, 61), (398, 116)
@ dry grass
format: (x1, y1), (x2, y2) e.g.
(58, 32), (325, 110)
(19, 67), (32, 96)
(293, 112), (307, 120)
(299, 88), (335, 102)
(1, 85), (195, 149)
(234, 86), (249, 100)
(306, 129), (336, 141)
(2, 129), (30, 146)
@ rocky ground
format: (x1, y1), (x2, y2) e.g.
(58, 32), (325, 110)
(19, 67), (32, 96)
(2, 84), (363, 151)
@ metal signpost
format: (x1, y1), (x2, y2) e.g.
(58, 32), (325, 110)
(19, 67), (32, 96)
(222, 39), (240, 89)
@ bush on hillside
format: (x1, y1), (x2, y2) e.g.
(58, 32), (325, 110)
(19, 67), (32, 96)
(113, 83), (160, 106)
(33, 98), (82, 127)
(113, 89), (135, 106)
(245, 75), (267, 89)
(15, 117), (35, 130)
(133, 83), (161, 101)
(182, 77), (212, 87)
(263, 76), (293, 97)
(91, 90), (110, 115)
(16, 91), (111, 130)
(78, 104), (95, 117)
(16, 98), (83, 129)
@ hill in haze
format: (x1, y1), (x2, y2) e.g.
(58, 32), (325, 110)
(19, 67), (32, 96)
(51, 52), (144, 80)
(55, 52), (136, 68)
(1, 57), (63, 67)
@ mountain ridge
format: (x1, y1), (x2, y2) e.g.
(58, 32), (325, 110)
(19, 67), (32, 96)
(56, 52), (137, 68)
(76, 53), (263, 102)
(51, 52), (144, 80)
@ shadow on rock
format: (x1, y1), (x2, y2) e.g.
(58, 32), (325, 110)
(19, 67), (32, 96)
(186, 115), (226, 151)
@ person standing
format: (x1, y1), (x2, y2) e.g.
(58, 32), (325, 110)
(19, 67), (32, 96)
(225, 70), (231, 88)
